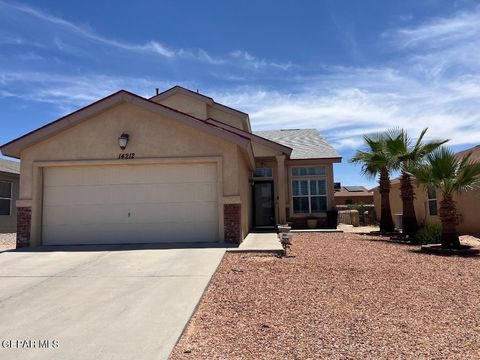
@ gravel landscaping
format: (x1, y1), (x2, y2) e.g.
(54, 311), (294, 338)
(0, 233), (15, 251)
(170, 232), (480, 359)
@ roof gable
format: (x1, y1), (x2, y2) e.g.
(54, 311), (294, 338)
(0, 90), (255, 168)
(150, 86), (251, 132)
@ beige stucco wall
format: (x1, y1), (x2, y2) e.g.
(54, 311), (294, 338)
(374, 181), (480, 234)
(373, 182), (429, 225)
(0, 172), (19, 233)
(18, 101), (250, 244)
(157, 93), (208, 120)
(208, 107), (246, 131)
(252, 142), (283, 158)
(238, 149), (252, 237)
(155, 93), (248, 132)
(20, 102), (241, 198)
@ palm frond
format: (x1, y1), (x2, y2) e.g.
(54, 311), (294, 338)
(411, 147), (480, 196)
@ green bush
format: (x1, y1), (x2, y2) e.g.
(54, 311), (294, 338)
(414, 224), (442, 245)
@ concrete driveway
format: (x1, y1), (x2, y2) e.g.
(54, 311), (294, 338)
(0, 244), (225, 360)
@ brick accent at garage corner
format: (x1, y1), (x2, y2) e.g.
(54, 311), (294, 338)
(224, 204), (241, 243)
(17, 207), (31, 248)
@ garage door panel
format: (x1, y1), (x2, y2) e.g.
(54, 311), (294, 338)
(42, 163), (219, 245)
(44, 201), (218, 227)
(43, 220), (218, 245)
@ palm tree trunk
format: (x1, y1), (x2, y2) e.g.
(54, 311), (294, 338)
(379, 168), (395, 233)
(439, 194), (461, 249)
(400, 172), (418, 239)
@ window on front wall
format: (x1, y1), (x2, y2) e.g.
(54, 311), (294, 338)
(292, 166), (326, 176)
(0, 181), (12, 216)
(292, 166), (327, 213)
(427, 186), (438, 216)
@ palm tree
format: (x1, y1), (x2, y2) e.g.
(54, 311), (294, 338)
(411, 147), (480, 248)
(385, 128), (448, 239)
(350, 134), (395, 233)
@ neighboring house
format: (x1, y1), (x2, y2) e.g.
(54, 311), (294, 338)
(334, 184), (373, 206)
(0, 86), (341, 248)
(0, 158), (20, 233)
(373, 145), (480, 234)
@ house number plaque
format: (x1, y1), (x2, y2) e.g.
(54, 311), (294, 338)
(118, 153), (135, 159)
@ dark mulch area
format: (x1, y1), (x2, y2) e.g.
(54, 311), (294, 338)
(170, 233), (480, 360)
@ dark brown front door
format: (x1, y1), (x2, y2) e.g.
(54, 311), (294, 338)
(253, 181), (275, 227)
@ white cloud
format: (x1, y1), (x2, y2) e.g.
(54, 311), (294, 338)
(0, 1), (292, 70)
(390, 6), (480, 49)
(0, 71), (177, 114)
(1, 1), (479, 155)
(230, 50), (294, 71)
(0, 1), (177, 57)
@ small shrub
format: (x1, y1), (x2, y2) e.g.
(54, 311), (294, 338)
(414, 224), (442, 245)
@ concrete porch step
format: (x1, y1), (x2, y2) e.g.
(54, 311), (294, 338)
(227, 232), (283, 254)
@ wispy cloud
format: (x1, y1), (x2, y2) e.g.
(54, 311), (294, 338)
(389, 6), (480, 49)
(230, 50), (294, 70)
(0, 1), (293, 71)
(0, 71), (177, 114)
(1, 1), (176, 57)
(1, 1), (479, 154)
(384, 5), (480, 78)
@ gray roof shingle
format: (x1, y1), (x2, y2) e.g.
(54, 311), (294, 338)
(0, 158), (20, 174)
(254, 129), (340, 159)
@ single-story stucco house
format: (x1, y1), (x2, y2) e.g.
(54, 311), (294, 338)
(334, 185), (373, 206)
(0, 86), (341, 248)
(0, 158), (20, 233)
(373, 145), (480, 234)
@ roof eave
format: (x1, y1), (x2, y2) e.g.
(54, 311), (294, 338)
(206, 118), (292, 156)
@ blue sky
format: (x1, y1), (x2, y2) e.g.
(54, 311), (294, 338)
(1, 0), (480, 187)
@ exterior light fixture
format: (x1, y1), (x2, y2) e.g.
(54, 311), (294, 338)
(118, 133), (129, 151)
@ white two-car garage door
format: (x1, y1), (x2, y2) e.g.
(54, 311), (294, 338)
(42, 163), (219, 245)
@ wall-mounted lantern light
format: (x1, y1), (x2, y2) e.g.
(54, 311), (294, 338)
(118, 133), (129, 151)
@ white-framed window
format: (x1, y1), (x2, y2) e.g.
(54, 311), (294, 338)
(253, 167), (273, 178)
(0, 181), (12, 216)
(427, 186), (438, 216)
(291, 167), (327, 213)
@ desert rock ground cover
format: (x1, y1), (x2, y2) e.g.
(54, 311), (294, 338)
(171, 232), (480, 359)
(0, 233), (15, 251)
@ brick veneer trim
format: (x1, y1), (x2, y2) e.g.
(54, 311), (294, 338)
(224, 203), (241, 243)
(17, 207), (31, 248)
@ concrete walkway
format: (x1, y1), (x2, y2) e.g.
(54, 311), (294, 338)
(290, 228), (344, 233)
(0, 244), (225, 360)
(228, 232), (283, 254)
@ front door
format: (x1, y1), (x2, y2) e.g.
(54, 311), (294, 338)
(253, 181), (275, 227)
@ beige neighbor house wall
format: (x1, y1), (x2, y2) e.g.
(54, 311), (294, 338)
(0, 171), (19, 233)
(373, 181), (429, 228)
(373, 181), (480, 234)
(18, 102), (250, 246)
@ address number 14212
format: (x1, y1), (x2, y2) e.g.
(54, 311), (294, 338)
(118, 153), (135, 159)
